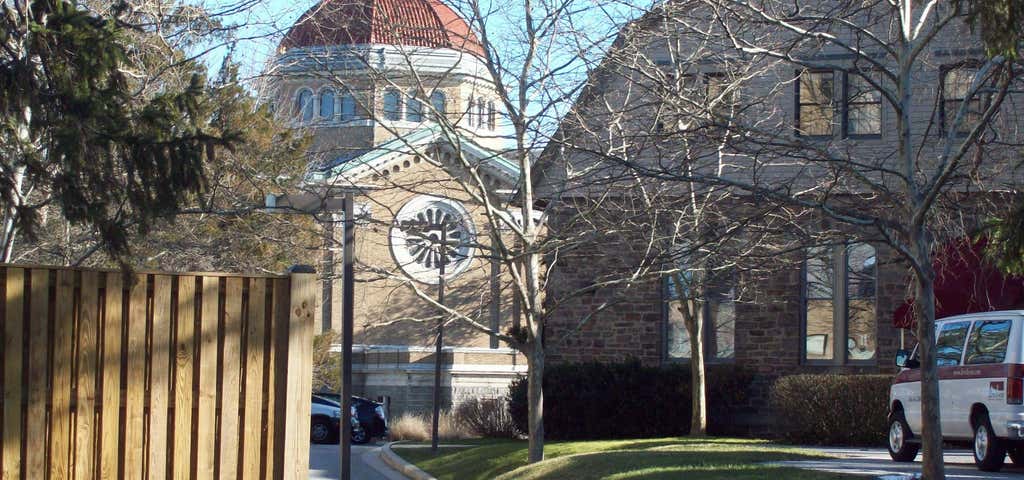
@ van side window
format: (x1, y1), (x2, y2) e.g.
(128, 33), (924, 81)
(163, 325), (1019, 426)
(964, 320), (1011, 365)
(936, 321), (970, 366)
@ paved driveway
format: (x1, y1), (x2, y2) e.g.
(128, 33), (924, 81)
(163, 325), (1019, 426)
(309, 442), (407, 480)
(777, 447), (1024, 479)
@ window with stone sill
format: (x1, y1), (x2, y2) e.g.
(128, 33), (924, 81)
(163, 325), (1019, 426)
(665, 275), (736, 362)
(802, 242), (878, 364)
(406, 90), (424, 122)
(941, 63), (989, 135)
(383, 88), (402, 121)
(340, 90), (357, 121)
(319, 89), (335, 119)
(796, 70), (835, 137)
(431, 91), (446, 116)
(296, 88), (314, 122)
(844, 72), (882, 137)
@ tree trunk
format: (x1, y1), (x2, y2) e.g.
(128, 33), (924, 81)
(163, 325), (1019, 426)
(680, 299), (707, 436)
(913, 232), (944, 480)
(526, 335), (545, 463)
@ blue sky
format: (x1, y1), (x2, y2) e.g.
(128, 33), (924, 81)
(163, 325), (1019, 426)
(198, 0), (649, 142)
(203, 0), (646, 82)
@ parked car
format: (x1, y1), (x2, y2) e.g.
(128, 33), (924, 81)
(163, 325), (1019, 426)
(310, 394), (388, 445)
(889, 311), (1024, 471)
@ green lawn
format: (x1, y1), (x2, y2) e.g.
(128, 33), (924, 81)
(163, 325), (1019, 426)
(394, 437), (866, 480)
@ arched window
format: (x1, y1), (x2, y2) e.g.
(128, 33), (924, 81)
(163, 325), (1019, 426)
(319, 89), (335, 119)
(383, 88), (402, 121)
(296, 89), (314, 122)
(431, 91), (446, 116)
(406, 90), (423, 122)
(467, 97), (476, 126)
(487, 101), (496, 130)
(340, 89), (357, 121)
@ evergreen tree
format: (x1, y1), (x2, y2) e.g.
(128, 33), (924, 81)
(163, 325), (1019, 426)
(0, 0), (236, 262)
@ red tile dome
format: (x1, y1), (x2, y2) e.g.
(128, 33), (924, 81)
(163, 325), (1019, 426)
(280, 0), (485, 57)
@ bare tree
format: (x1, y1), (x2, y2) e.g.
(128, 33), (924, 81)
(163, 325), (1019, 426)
(550, 1), (1024, 477)
(260, 0), (671, 463)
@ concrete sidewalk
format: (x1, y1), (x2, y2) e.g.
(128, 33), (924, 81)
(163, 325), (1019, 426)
(776, 447), (1024, 479)
(309, 443), (408, 480)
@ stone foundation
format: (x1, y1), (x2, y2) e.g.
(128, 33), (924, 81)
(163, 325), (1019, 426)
(334, 344), (527, 416)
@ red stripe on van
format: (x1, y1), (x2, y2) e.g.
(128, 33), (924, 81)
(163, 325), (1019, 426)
(893, 363), (1024, 384)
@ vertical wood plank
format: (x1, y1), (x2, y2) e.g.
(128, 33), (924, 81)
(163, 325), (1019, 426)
(99, 274), (122, 480)
(75, 271), (99, 480)
(241, 279), (266, 480)
(219, 278), (243, 480)
(196, 277), (219, 479)
(173, 277), (196, 480)
(2, 268), (24, 479)
(282, 273), (315, 480)
(123, 274), (148, 480)
(148, 276), (173, 480)
(25, 269), (49, 477)
(50, 269), (74, 480)
(265, 279), (287, 480)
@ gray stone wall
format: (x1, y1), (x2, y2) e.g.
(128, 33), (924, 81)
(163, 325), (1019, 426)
(344, 345), (526, 417)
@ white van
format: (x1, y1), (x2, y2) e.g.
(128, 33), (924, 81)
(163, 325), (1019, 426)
(889, 311), (1024, 472)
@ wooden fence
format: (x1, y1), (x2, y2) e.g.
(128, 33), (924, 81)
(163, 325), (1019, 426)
(0, 265), (316, 480)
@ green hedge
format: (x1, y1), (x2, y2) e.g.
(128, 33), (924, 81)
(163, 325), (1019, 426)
(507, 360), (753, 439)
(769, 374), (891, 446)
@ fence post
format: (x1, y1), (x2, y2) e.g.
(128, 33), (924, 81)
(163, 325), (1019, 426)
(281, 265), (316, 480)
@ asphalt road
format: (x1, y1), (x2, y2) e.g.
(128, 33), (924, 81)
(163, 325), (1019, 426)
(309, 442), (407, 480)
(777, 447), (1024, 479)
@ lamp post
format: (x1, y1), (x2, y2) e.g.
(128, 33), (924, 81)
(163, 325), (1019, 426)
(340, 192), (355, 480)
(398, 217), (454, 454)
(264, 188), (361, 480)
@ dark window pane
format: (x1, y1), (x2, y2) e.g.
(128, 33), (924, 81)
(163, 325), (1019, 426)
(847, 243), (877, 360)
(965, 320), (1011, 365)
(936, 321), (971, 366)
(341, 91), (356, 120)
(943, 67), (983, 134)
(806, 247), (833, 299)
(320, 90), (335, 119)
(383, 89), (402, 121)
(798, 71), (834, 136)
(431, 91), (446, 115)
(407, 92), (423, 122)
(297, 90), (314, 121)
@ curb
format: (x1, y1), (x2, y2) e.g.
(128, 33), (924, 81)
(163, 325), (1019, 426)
(379, 442), (437, 480)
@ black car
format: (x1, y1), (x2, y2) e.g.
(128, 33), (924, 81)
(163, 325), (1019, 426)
(310, 393), (388, 444)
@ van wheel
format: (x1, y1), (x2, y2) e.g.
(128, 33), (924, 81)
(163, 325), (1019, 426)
(887, 411), (919, 462)
(973, 414), (1006, 472)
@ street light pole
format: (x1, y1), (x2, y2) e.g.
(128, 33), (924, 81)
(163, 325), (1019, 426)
(339, 192), (355, 480)
(431, 225), (446, 453)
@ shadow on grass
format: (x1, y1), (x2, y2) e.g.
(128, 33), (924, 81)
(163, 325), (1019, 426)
(494, 451), (865, 480)
(400, 438), (846, 480)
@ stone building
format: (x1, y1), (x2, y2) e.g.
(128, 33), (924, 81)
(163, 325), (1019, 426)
(268, 0), (524, 415)
(535, 2), (1024, 431)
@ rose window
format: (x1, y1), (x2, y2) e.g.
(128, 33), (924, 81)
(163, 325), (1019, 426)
(390, 196), (476, 283)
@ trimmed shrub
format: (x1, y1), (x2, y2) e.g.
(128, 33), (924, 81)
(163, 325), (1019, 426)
(454, 398), (520, 438)
(507, 360), (753, 439)
(769, 374), (891, 446)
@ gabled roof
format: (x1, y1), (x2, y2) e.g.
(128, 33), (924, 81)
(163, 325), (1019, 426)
(308, 125), (520, 185)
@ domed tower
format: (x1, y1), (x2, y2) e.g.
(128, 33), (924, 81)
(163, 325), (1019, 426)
(271, 0), (505, 165)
